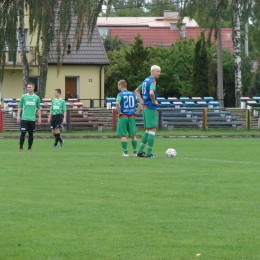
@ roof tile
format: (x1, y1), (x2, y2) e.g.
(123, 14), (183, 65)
(110, 28), (233, 51)
(49, 25), (109, 65)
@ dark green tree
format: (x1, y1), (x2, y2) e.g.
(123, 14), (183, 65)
(145, 0), (178, 17)
(105, 0), (146, 17)
(163, 39), (195, 97)
(192, 32), (209, 98)
(104, 47), (130, 97)
(124, 34), (149, 89)
(102, 35), (126, 52)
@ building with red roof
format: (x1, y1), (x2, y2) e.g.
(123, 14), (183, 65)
(97, 11), (233, 51)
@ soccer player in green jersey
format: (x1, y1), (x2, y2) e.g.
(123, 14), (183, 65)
(116, 80), (142, 156)
(134, 65), (161, 158)
(48, 88), (67, 148)
(17, 82), (41, 152)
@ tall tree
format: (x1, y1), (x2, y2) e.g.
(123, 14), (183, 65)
(18, 0), (29, 93)
(232, 0), (242, 107)
(124, 34), (149, 88)
(192, 32), (209, 98)
(0, 0), (20, 100)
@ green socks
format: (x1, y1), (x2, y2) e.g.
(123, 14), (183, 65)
(121, 141), (128, 154)
(147, 133), (155, 156)
(138, 132), (148, 153)
(132, 140), (137, 154)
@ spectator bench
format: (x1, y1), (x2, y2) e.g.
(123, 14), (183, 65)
(162, 111), (232, 117)
(162, 117), (238, 122)
(165, 120), (242, 128)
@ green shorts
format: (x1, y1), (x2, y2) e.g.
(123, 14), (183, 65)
(142, 108), (158, 129)
(116, 116), (136, 137)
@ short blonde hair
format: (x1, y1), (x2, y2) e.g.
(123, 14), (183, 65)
(118, 79), (127, 89)
(151, 65), (161, 72)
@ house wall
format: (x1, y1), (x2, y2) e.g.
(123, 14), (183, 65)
(46, 65), (105, 107)
(2, 65), (105, 108)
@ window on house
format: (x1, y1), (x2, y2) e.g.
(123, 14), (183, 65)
(7, 29), (28, 63)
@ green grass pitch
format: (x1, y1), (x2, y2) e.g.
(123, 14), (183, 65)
(1, 137), (260, 260)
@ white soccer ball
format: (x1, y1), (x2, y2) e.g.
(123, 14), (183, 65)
(166, 148), (177, 158)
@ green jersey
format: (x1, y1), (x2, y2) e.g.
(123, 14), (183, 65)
(50, 98), (67, 115)
(19, 93), (41, 121)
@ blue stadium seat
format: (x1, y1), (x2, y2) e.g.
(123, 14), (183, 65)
(3, 98), (14, 111)
(172, 101), (184, 108)
(106, 97), (116, 102)
(180, 97), (190, 101)
(160, 101), (171, 107)
(192, 97), (202, 101)
(3, 98), (14, 102)
(157, 97), (166, 103)
(204, 96), (214, 102)
(252, 96), (260, 102)
(208, 101), (219, 107)
(184, 101), (195, 107)
(106, 97), (116, 109)
(111, 102), (117, 109)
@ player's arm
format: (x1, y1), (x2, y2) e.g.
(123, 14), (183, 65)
(48, 110), (52, 123)
(134, 97), (142, 116)
(150, 83), (158, 105)
(17, 107), (21, 123)
(37, 98), (41, 125)
(62, 101), (67, 125)
(48, 101), (54, 123)
(37, 108), (41, 125)
(116, 95), (122, 116)
(135, 84), (143, 104)
(17, 98), (23, 123)
(62, 111), (67, 125)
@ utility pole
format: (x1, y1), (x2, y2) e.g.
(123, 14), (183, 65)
(216, 0), (224, 107)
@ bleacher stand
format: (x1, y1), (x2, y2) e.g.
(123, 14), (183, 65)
(240, 97), (250, 109)
(160, 101), (171, 107)
(68, 98), (78, 102)
(204, 96), (214, 102)
(246, 100), (258, 110)
(180, 97), (190, 102)
(8, 102), (18, 116)
(208, 101), (220, 112)
(157, 97), (167, 103)
(106, 98), (116, 109)
(3, 98), (14, 111)
(41, 98), (52, 114)
(172, 102), (183, 108)
(252, 96), (260, 102)
(191, 97), (202, 101)
(73, 102), (84, 114)
(167, 97), (177, 102)
(185, 101), (195, 107)
(197, 101), (208, 107)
